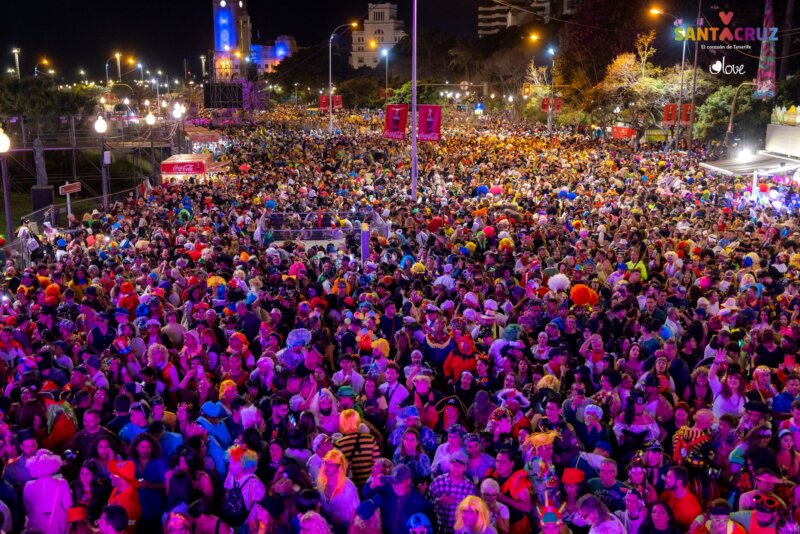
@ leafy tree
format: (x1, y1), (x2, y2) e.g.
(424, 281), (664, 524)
(389, 81), (444, 105)
(338, 78), (382, 109)
(585, 52), (666, 142)
(693, 84), (770, 143)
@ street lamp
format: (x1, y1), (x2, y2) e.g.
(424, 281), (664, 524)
(11, 48), (20, 80)
(547, 47), (556, 135)
(94, 115), (109, 211)
(381, 49), (389, 102)
(172, 103), (185, 154)
(115, 52), (122, 81)
(650, 7), (688, 151)
(79, 69), (87, 84)
(145, 112), (157, 179)
(0, 128), (12, 244)
(137, 63), (144, 84)
(329, 22), (358, 134)
(34, 58), (50, 77)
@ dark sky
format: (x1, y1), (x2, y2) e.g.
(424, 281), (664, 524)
(0, 0), (480, 82)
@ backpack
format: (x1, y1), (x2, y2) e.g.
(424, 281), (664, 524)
(221, 475), (255, 527)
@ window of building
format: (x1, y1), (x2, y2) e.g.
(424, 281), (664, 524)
(374, 28), (384, 35)
(373, 10), (384, 21)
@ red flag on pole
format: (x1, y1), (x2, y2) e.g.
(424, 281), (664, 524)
(319, 95), (329, 109)
(553, 98), (563, 113)
(418, 104), (442, 142)
(541, 97), (550, 113)
(662, 103), (678, 126)
(383, 104), (409, 140)
(680, 103), (693, 126)
(333, 95), (343, 109)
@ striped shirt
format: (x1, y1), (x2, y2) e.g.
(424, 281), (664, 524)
(334, 432), (381, 486)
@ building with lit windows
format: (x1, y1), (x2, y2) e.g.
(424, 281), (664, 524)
(350, 3), (406, 69)
(477, 0), (577, 37)
(210, 0), (296, 80)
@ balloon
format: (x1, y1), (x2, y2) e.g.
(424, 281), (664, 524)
(476, 185), (489, 197)
(490, 185), (503, 195)
(759, 183), (769, 193)
(482, 226), (495, 238)
(558, 191), (568, 199)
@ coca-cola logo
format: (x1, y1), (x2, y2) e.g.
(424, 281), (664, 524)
(169, 164), (200, 172)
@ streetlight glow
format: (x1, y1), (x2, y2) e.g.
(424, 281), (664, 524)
(145, 112), (155, 126)
(529, 34), (540, 41)
(94, 115), (107, 134)
(649, 7), (664, 15)
(0, 129), (10, 154)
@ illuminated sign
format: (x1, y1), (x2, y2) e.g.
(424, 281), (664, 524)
(215, 7), (237, 52)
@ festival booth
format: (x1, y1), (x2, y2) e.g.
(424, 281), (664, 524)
(700, 124), (800, 208)
(161, 153), (217, 183)
(184, 125), (225, 155)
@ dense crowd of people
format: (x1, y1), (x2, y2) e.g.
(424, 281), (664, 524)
(2, 106), (800, 534)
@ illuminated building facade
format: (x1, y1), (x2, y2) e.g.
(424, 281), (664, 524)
(211, 0), (296, 80)
(350, 3), (406, 68)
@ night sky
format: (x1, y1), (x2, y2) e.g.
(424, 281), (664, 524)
(0, 0), (481, 82)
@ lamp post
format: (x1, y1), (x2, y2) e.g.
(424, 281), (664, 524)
(411, 0), (418, 199)
(172, 103), (185, 154)
(146, 111), (157, 179)
(650, 8), (688, 151)
(11, 48), (20, 80)
(137, 63), (144, 85)
(687, 0), (702, 149)
(94, 116), (109, 211)
(294, 82), (299, 105)
(0, 128), (12, 243)
(329, 22), (357, 134)
(547, 47), (556, 135)
(115, 52), (122, 81)
(381, 49), (389, 102)
(34, 59), (50, 77)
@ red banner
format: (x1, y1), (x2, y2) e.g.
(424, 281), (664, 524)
(540, 97), (563, 113)
(333, 95), (343, 109)
(383, 104), (408, 140)
(418, 104), (442, 142)
(662, 103), (678, 126)
(611, 126), (637, 140)
(319, 95), (329, 109)
(680, 103), (693, 126)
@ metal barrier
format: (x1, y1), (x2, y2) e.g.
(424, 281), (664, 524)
(6, 183), (145, 269)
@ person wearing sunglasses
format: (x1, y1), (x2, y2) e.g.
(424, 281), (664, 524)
(729, 492), (782, 532)
(738, 468), (787, 512)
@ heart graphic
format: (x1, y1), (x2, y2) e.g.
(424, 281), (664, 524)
(710, 60), (723, 74)
(719, 11), (734, 25)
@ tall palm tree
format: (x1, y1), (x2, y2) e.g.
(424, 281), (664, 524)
(448, 39), (481, 81)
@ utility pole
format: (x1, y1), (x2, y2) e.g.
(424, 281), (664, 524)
(687, 0), (702, 149)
